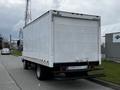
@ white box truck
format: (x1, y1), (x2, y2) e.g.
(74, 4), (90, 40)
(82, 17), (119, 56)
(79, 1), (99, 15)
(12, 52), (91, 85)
(22, 10), (102, 80)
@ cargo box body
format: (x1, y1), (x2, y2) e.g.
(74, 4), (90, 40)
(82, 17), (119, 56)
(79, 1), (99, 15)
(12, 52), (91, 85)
(23, 10), (101, 68)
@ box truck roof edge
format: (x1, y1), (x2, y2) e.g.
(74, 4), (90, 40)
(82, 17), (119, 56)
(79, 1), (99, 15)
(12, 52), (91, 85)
(23, 10), (100, 29)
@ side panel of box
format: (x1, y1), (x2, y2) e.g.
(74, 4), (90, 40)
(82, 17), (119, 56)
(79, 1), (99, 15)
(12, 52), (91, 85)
(23, 12), (53, 67)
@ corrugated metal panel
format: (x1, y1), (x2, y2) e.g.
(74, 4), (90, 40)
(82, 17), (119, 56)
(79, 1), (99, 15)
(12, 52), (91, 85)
(53, 16), (100, 63)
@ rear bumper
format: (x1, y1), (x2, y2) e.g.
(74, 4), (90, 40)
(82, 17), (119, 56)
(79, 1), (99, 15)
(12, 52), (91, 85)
(54, 61), (99, 67)
(53, 61), (104, 78)
(53, 61), (100, 71)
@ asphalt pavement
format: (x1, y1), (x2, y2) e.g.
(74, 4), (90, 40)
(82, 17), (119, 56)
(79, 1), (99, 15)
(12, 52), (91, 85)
(0, 55), (114, 90)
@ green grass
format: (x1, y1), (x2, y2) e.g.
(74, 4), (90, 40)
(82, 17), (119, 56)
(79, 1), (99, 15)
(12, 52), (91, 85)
(98, 60), (120, 85)
(11, 49), (22, 56)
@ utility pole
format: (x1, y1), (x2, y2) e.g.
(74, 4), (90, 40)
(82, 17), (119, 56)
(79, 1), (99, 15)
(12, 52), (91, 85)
(25, 0), (32, 26)
(19, 28), (23, 40)
(10, 34), (12, 50)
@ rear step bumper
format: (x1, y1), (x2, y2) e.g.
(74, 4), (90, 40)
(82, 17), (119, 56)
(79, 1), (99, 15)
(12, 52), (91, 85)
(53, 61), (105, 78)
(54, 61), (99, 67)
(53, 67), (104, 73)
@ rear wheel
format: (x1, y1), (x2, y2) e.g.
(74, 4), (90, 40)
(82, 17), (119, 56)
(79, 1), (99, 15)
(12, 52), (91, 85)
(36, 65), (46, 80)
(36, 65), (53, 80)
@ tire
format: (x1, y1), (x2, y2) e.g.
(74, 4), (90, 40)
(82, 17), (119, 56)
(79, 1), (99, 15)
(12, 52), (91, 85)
(47, 69), (54, 79)
(23, 60), (28, 70)
(36, 65), (53, 80)
(36, 65), (46, 80)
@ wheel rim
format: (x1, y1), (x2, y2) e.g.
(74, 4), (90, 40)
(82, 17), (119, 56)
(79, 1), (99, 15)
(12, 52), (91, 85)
(37, 66), (41, 78)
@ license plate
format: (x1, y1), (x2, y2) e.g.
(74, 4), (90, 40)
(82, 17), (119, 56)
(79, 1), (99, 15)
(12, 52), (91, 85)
(67, 66), (88, 70)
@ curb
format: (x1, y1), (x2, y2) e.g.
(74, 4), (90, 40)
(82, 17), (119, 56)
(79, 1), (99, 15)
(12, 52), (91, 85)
(87, 78), (120, 90)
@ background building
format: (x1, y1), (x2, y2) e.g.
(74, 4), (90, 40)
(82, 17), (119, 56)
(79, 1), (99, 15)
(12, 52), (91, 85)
(105, 32), (120, 60)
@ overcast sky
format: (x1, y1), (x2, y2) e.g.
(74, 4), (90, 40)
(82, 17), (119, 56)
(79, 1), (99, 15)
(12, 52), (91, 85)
(0, 0), (120, 39)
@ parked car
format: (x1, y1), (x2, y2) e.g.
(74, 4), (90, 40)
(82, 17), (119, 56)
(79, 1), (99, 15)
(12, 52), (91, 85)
(1, 48), (10, 55)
